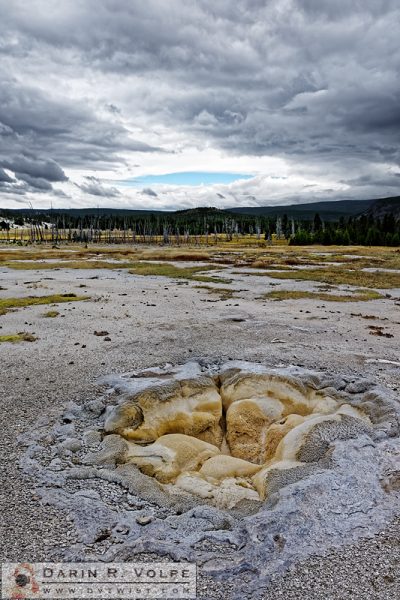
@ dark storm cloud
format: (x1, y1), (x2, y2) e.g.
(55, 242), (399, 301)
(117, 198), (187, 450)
(0, 69), (166, 180)
(16, 174), (53, 191)
(0, 167), (13, 183)
(0, 0), (399, 204)
(141, 188), (158, 197)
(2, 156), (67, 182)
(0, 178), (39, 195)
(341, 173), (400, 188)
(78, 176), (121, 197)
(0, 154), (67, 194)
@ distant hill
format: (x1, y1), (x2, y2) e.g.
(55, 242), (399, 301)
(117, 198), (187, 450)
(2, 206), (238, 222)
(174, 207), (226, 217)
(2, 196), (399, 223)
(364, 196), (400, 219)
(3, 207), (171, 218)
(228, 199), (376, 221)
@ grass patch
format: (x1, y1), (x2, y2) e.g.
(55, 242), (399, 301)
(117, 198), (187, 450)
(263, 290), (383, 302)
(3, 260), (134, 270)
(194, 285), (235, 300)
(42, 310), (60, 318)
(0, 293), (88, 315)
(253, 267), (400, 289)
(2, 257), (232, 284)
(0, 332), (37, 343)
(2, 245), (399, 276)
(128, 262), (230, 283)
(0, 246), (214, 265)
(135, 250), (212, 262)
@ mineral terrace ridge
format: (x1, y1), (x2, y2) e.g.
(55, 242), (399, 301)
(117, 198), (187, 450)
(0, 244), (400, 600)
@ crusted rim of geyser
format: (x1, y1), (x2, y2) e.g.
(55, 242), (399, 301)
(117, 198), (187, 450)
(81, 361), (396, 511)
(18, 361), (400, 597)
(21, 360), (399, 516)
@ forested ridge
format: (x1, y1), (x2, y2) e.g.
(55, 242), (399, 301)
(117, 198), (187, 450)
(1, 198), (399, 245)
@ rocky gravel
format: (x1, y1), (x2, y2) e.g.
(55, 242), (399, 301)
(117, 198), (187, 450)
(1, 258), (399, 598)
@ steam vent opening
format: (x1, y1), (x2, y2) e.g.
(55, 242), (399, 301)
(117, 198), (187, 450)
(101, 363), (376, 509)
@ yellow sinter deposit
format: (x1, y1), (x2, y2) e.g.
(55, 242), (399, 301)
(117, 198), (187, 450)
(104, 370), (371, 508)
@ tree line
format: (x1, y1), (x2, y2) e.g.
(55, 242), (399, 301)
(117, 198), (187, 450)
(0, 207), (399, 246)
(289, 213), (399, 246)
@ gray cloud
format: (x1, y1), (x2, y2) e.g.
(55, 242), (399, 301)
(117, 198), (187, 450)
(0, 69), (167, 182)
(0, 0), (399, 206)
(78, 176), (121, 197)
(2, 156), (67, 182)
(16, 174), (53, 190)
(0, 167), (13, 183)
(141, 188), (158, 197)
(341, 173), (400, 188)
(0, 179), (31, 195)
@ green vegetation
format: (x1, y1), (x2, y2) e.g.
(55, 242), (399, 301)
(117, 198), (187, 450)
(128, 262), (230, 283)
(42, 310), (60, 317)
(135, 250), (212, 262)
(0, 332), (37, 343)
(0, 293), (88, 315)
(260, 268), (400, 289)
(194, 285), (235, 300)
(3, 260), (134, 270)
(0, 246), (215, 264)
(1, 198), (398, 246)
(0, 206), (267, 242)
(1, 243), (399, 269)
(290, 211), (399, 247)
(263, 289), (383, 302)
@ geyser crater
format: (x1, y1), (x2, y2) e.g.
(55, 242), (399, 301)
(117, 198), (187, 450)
(20, 361), (399, 594)
(89, 361), (391, 509)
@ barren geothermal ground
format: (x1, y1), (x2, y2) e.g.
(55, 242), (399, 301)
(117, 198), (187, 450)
(1, 243), (399, 599)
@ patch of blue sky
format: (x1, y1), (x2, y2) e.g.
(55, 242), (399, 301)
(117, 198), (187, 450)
(118, 171), (253, 187)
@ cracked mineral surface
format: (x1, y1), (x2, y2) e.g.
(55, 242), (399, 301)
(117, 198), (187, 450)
(20, 360), (400, 599)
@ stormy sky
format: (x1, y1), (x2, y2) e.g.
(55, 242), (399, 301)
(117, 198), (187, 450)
(0, 0), (399, 210)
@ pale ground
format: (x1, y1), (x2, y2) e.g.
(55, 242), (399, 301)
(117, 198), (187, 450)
(0, 247), (399, 599)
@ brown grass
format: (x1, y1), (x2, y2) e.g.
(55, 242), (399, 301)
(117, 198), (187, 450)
(194, 285), (235, 300)
(263, 289), (383, 302)
(1, 244), (398, 275)
(128, 262), (230, 283)
(2, 260), (134, 270)
(263, 288), (384, 302)
(259, 267), (400, 289)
